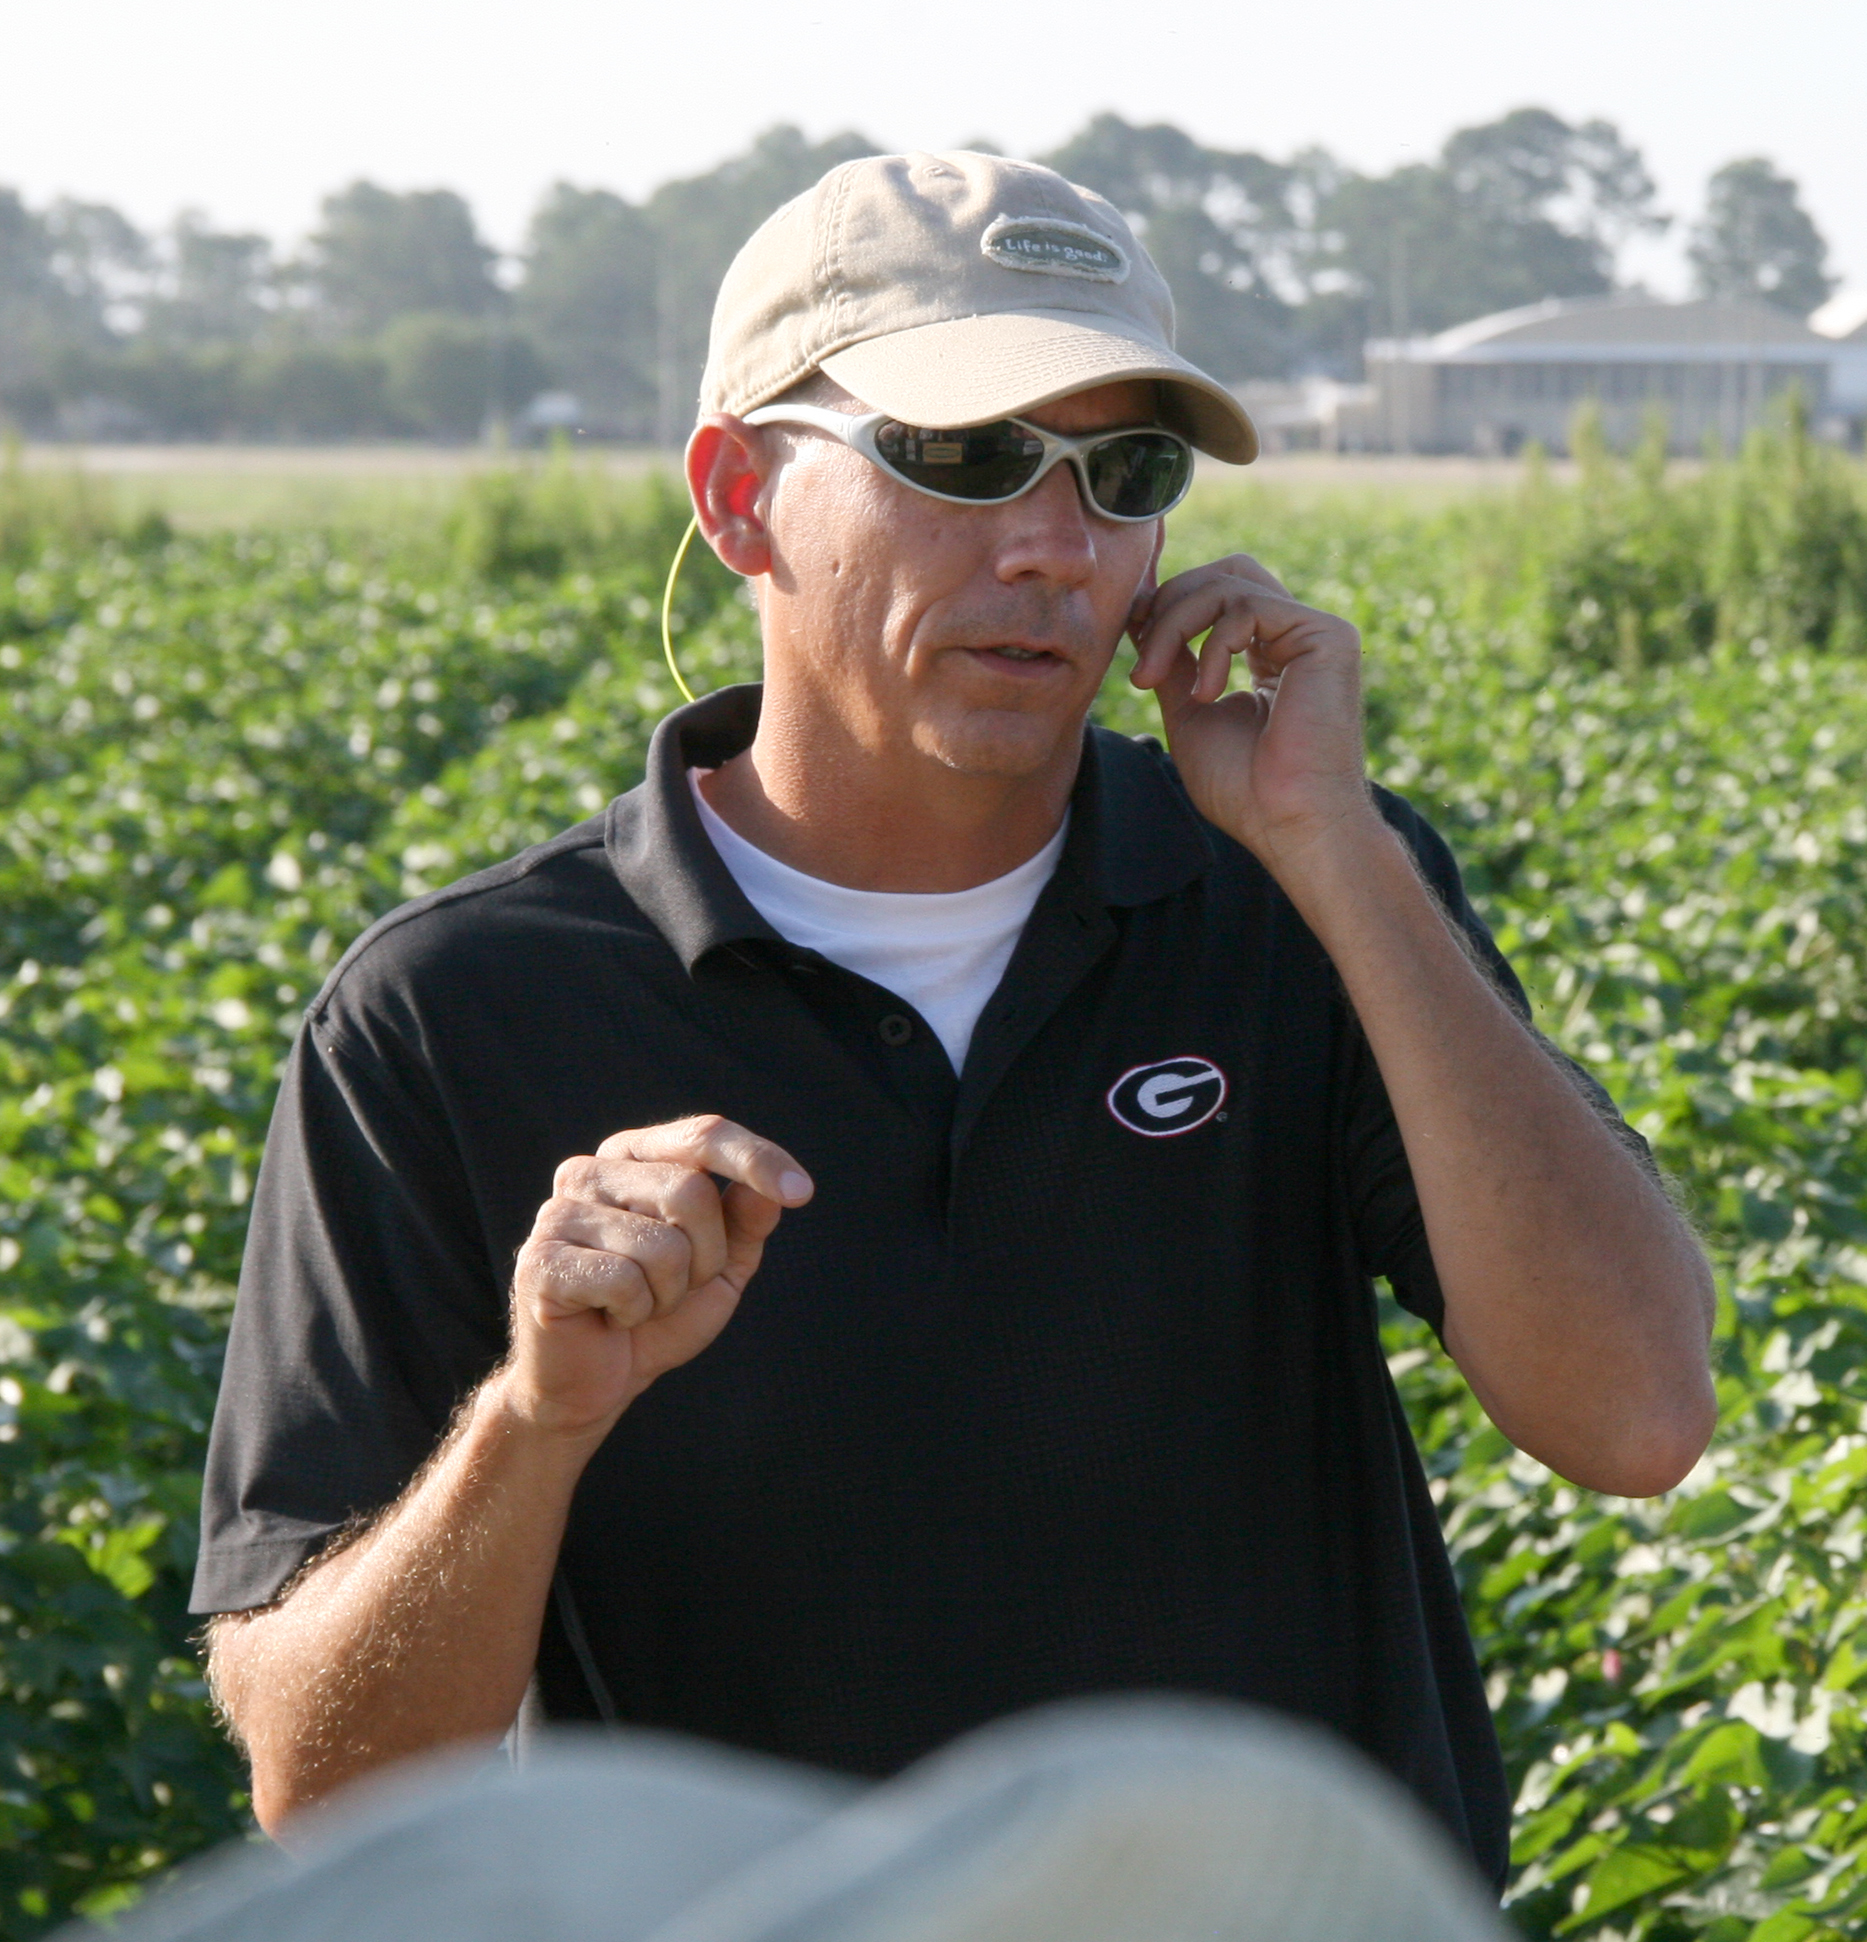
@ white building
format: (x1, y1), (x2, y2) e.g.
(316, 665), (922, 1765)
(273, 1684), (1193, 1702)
(1812, 291), (1867, 418)
(1232, 378), (1376, 454)
(1353, 296), (1861, 455)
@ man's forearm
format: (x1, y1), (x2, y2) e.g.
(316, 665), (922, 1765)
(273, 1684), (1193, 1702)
(1274, 809), (1715, 1495)
(210, 1117), (807, 1836)
(210, 1370), (601, 1835)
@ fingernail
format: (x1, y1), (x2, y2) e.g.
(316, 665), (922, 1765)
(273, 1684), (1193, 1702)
(779, 1170), (813, 1202)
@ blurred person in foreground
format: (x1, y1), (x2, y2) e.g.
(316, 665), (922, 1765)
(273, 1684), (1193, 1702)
(73, 1699), (1513, 1942)
(192, 151), (1715, 1893)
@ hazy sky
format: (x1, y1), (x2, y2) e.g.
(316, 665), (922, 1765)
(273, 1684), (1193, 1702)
(6, 0), (1861, 292)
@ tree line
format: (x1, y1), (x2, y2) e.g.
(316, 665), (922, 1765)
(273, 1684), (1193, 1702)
(0, 110), (1838, 445)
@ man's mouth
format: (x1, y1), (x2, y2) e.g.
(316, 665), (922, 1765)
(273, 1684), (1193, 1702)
(969, 644), (1065, 672)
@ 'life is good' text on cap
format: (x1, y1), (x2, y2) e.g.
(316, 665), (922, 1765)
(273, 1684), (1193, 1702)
(699, 150), (1258, 464)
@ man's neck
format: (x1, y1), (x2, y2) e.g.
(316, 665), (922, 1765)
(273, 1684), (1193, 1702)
(696, 692), (1081, 895)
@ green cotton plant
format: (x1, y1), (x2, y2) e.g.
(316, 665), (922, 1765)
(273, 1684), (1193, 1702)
(0, 448), (143, 569)
(386, 596), (762, 899)
(1342, 635), (1867, 1940)
(1705, 402), (1867, 658)
(1, 450), (1866, 1935)
(445, 454), (705, 585)
(1513, 399), (1867, 674)
(1535, 408), (1721, 670)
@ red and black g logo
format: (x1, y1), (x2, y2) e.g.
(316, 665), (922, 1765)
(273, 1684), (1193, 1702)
(1106, 1056), (1228, 1137)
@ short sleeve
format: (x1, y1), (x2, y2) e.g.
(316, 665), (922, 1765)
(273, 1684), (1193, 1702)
(1340, 790), (1654, 1337)
(190, 1015), (508, 1612)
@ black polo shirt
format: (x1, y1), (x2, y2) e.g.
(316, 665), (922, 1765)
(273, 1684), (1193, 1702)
(194, 683), (1538, 1887)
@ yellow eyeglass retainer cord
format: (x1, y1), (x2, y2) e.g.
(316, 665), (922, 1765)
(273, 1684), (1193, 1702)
(660, 515), (701, 705)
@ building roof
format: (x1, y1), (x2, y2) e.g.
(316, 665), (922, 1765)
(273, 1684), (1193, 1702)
(1373, 296), (1834, 366)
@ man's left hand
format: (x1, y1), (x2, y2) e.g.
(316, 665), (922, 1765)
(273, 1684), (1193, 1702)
(1129, 554), (1715, 1496)
(1128, 554), (1373, 877)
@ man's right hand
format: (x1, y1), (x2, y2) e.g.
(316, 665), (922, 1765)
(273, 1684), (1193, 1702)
(500, 1115), (814, 1443)
(214, 1113), (812, 1832)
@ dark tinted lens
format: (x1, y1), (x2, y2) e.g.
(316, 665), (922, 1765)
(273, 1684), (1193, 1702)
(873, 421), (1046, 500)
(1083, 432), (1192, 517)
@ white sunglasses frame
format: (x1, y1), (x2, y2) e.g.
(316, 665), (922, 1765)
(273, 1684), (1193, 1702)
(739, 404), (1195, 523)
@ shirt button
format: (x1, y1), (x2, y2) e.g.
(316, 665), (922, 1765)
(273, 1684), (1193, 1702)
(877, 1013), (914, 1046)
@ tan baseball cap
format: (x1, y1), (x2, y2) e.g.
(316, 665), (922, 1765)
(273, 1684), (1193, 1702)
(699, 150), (1258, 464)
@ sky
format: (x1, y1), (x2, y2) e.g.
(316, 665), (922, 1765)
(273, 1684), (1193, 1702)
(5, 0), (1862, 296)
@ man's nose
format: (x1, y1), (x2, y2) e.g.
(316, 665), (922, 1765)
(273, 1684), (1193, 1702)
(992, 461), (1099, 587)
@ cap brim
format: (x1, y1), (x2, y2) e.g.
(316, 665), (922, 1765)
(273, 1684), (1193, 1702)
(818, 311), (1258, 464)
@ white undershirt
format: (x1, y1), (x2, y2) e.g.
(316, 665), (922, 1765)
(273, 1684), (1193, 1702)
(689, 770), (1067, 1073)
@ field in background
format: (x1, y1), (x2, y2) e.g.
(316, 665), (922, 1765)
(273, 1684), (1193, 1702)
(10, 441), (1581, 531)
(2, 427), (1867, 1938)
(8, 442), (672, 537)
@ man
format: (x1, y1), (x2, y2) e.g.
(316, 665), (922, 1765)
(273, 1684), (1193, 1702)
(196, 152), (1715, 1889)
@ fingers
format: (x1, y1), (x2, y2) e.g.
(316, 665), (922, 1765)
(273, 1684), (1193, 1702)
(534, 1203), (693, 1313)
(1194, 626), (1236, 706)
(1144, 633), (1266, 751)
(1131, 581), (1307, 699)
(554, 1154), (730, 1285)
(1142, 550), (1292, 605)
(1127, 552), (1291, 644)
(599, 1114), (813, 1207)
(722, 1179), (785, 1269)
(1131, 572), (1355, 705)
(514, 1230), (659, 1328)
(518, 1117), (811, 1333)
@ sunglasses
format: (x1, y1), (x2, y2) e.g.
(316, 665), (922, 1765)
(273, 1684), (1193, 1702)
(741, 404), (1195, 522)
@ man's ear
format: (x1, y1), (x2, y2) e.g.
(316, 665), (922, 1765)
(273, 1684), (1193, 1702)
(686, 415), (774, 577)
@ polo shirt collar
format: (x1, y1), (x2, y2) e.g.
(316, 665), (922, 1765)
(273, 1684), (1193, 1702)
(605, 683), (1211, 973)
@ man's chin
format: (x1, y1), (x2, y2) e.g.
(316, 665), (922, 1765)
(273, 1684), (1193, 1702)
(909, 706), (1083, 779)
